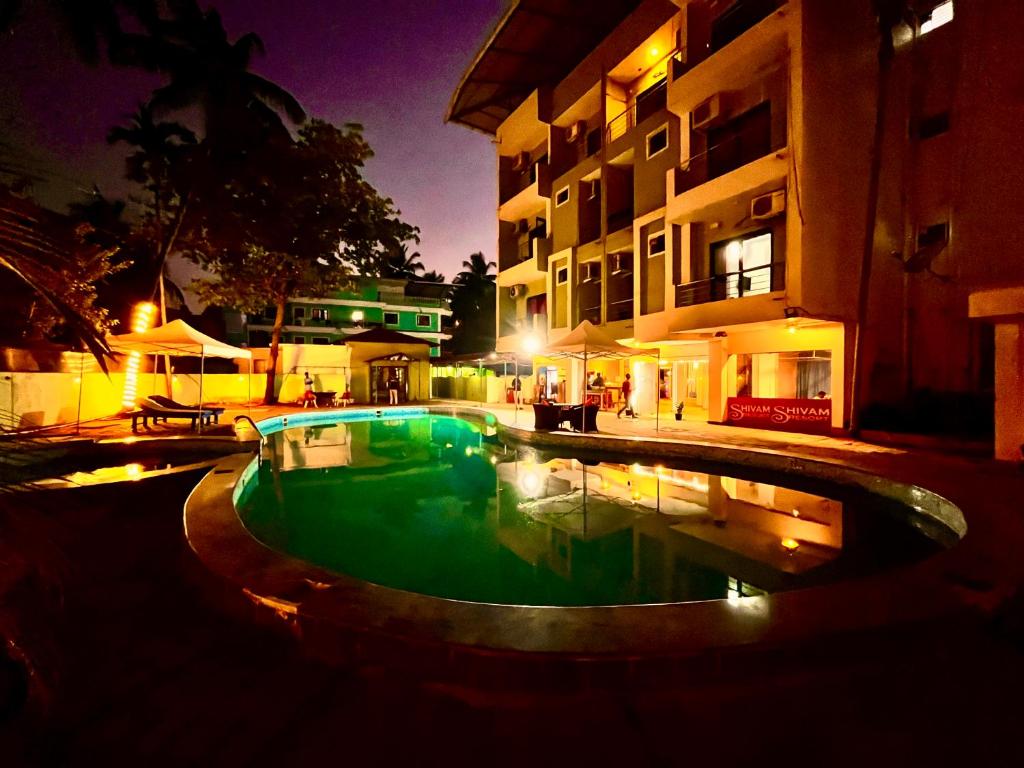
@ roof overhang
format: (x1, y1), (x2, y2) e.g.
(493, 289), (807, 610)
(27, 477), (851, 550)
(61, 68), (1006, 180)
(446, 0), (645, 135)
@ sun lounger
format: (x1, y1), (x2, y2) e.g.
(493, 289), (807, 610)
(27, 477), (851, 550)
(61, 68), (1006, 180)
(148, 394), (224, 423)
(135, 398), (215, 432)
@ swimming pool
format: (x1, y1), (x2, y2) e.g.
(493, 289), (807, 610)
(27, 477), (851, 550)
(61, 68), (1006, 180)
(232, 413), (951, 608)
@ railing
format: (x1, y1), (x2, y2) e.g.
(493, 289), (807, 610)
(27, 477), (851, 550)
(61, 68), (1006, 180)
(580, 305), (602, 325)
(674, 118), (782, 195)
(605, 78), (668, 144)
(675, 261), (785, 307)
(499, 160), (548, 205)
(710, 0), (785, 53)
(607, 208), (633, 234)
(607, 297), (633, 322)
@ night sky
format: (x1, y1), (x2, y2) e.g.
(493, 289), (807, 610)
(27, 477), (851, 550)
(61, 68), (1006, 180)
(0, 0), (503, 280)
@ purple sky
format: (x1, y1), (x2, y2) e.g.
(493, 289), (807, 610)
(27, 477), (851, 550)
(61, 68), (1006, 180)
(0, 0), (501, 279)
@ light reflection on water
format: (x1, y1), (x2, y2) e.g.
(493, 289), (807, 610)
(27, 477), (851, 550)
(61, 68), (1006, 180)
(236, 416), (939, 607)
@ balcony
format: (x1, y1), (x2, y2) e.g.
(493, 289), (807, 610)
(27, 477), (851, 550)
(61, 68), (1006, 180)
(668, 2), (790, 118)
(605, 79), (668, 145)
(498, 162), (551, 222)
(497, 236), (551, 287)
(607, 297), (634, 322)
(668, 148), (787, 223)
(675, 261), (785, 307)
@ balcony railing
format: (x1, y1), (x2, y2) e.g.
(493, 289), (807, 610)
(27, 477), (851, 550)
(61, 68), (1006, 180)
(499, 160), (549, 205)
(607, 208), (633, 234)
(605, 78), (668, 144)
(674, 116), (782, 195)
(580, 304), (602, 325)
(607, 297), (633, 322)
(675, 261), (785, 307)
(710, 0), (785, 53)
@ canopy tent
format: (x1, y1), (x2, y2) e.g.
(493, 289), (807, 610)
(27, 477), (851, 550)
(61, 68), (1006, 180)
(542, 320), (661, 433)
(106, 319), (252, 431)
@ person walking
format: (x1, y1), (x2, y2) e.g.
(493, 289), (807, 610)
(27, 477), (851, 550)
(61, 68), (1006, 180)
(617, 373), (636, 419)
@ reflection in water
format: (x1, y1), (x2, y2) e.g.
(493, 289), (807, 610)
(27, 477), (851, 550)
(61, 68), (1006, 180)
(238, 415), (939, 607)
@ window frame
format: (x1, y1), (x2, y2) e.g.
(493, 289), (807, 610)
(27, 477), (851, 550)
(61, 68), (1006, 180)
(647, 231), (667, 258)
(645, 123), (669, 160)
(383, 311), (400, 326)
(416, 313), (432, 328)
(554, 186), (570, 208)
(292, 335), (306, 344)
(292, 306), (306, 321)
(556, 266), (568, 285)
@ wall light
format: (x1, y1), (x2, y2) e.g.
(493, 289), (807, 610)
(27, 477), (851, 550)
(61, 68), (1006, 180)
(121, 301), (157, 408)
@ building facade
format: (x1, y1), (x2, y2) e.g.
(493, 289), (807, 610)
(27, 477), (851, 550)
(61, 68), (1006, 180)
(449, 0), (1024, 445)
(244, 278), (451, 358)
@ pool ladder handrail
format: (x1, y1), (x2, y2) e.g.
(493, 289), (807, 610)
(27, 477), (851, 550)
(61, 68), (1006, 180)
(233, 415), (266, 444)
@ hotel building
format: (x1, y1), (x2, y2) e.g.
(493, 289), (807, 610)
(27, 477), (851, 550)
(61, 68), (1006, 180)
(448, 0), (1024, 450)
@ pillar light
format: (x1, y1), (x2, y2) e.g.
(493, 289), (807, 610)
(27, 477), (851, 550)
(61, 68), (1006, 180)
(121, 301), (158, 408)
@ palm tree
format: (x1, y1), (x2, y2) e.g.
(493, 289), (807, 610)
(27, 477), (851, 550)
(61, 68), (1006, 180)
(382, 244), (426, 279)
(849, 0), (913, 434)
(454, 251), (496, 287)
(450, 252), (496, 354)
(135, 1), (305, 152)
(419, 270), (446, 283)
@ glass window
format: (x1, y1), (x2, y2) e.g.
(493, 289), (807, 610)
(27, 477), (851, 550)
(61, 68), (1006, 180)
(556, 267), (568, 284)
(646, 125), (668, 159)
(293, 306), (306, 320)
(416, 314), (431, 327)
(555, 186), (570, 207)
(648, 232), (666, 257)
(292, 336), (305, 344)
(919, 1), (953, 34)
(310, 307), (329, 321)
(711, 231), (774, 299)
(311, 337), (330, 345)
(384, 312), (399, 325)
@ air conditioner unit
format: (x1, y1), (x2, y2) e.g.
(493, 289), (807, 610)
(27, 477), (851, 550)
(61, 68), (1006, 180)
(581, 262), (601, 283)
(508, 284), (526, 299)
(517, 218), (530, 234)
(511, 151), (530, 171)
(692, 93), (725, 131)
(566, 120), (586, 143)
(750, 189), (786, 220)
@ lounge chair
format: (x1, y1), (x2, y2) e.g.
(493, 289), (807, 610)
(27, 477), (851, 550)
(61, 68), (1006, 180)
(149, 394), (224, 423)
(135, 398), (215, 432)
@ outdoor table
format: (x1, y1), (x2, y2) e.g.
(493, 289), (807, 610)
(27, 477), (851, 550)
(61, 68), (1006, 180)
(314, 391), (337, 407)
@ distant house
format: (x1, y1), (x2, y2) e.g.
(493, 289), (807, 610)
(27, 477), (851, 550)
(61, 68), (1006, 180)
(243, 278), (451, 358)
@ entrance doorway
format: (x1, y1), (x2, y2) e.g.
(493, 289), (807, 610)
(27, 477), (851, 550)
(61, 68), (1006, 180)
(371, 364), (408, 404)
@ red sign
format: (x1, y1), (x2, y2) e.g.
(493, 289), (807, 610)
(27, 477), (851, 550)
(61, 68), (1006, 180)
(725, 397), (832, 435)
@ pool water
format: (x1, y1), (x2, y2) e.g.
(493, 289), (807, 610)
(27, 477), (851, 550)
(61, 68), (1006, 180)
(235, 415), (943, 607)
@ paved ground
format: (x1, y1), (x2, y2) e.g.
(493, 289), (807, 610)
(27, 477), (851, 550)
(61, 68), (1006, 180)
(4, 399), (1023, 765)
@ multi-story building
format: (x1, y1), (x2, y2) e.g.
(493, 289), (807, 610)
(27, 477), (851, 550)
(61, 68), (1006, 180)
(244, 278), (451, 358)
(449, 0), (1024, 449)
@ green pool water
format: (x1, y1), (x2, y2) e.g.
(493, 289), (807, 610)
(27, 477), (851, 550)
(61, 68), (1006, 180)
(235, 415), (941, 607)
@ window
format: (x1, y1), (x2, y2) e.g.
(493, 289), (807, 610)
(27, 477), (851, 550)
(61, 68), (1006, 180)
(646, 125), (669, 159)
(648, 232), (666, 257)
(919, 1), (953, 35)
(293, 306), (306, 321)
(310, 307), (329, 321)
(556, 266), (568, 284)
(384, 311), (399, 325)
(710, 230), (775, 299)
(416, 314), (431, 327)
(917, 112), (950, 140)
(292, 336), (305, 344)
(708, 102), (772, 179)
(262, 307), (275, 321)
(311, 337), (330, 345)
(555, 186), (570, 207)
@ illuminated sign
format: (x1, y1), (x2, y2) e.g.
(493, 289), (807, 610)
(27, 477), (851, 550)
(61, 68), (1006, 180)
(725, 397), (832, 435)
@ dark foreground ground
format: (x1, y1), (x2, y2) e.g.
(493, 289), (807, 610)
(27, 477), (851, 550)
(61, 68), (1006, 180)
(3, 470), (1024, 768)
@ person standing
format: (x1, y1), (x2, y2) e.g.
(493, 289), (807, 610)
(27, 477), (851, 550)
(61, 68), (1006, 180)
(617, 373), (636, 419)
(387, 370), (400, 405)
(303, 371), (317, 409)
(512, 374), (522, 409)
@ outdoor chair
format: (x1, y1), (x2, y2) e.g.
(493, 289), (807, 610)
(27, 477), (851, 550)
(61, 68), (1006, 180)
(149, 394), (224, 423)
(532, 402), (564, 431)
(567, 404), (599, 433)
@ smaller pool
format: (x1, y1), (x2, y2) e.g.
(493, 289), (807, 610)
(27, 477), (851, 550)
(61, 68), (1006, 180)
(234, 414), (951, 607)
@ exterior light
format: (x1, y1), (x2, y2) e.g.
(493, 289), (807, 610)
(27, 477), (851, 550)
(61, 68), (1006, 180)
(787, 320), (798, 334)
(523, 334), (541, 355)
(351, 310), (364, 323)
(488, 352), (498, 360)
(648, 45), (659, 57)
(121, 301), (158, 408)
(781, 537), (800, 552)
(792, 509), (800, 517)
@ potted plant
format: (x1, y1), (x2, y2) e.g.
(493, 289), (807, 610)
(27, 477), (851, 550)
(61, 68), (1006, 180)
(674, 402), (684, 421)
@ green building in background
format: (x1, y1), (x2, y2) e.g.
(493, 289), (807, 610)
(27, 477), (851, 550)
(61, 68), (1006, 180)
(244, 278), (451, 357)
